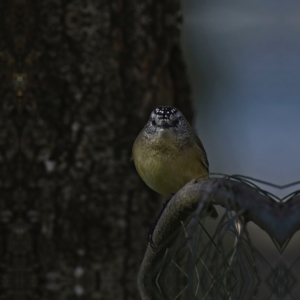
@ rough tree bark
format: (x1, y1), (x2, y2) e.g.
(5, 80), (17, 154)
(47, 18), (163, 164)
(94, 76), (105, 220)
(0, 0), (193, 299)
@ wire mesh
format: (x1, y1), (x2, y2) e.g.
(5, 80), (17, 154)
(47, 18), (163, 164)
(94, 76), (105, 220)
(138, 175), (300, 300)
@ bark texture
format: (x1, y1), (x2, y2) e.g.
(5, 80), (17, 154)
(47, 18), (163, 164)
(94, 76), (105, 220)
(0, 0), (192, 299)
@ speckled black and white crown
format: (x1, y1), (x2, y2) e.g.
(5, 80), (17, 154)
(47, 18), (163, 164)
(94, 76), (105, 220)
(145, 106), (188, 134)
(153, 106), (178, 119)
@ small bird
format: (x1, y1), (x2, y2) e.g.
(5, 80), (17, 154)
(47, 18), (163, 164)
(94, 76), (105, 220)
(132, 106), (210, 196)
(133, 106), (217, 246)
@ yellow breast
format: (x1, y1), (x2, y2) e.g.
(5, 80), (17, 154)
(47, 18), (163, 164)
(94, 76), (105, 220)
(132, 131), (208, 196)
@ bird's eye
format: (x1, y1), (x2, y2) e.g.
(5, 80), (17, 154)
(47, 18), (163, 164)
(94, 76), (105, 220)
(151, 120), (156, 126)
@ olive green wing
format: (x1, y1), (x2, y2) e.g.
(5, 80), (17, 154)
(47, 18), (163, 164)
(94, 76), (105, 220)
(193, 132), (209, 172)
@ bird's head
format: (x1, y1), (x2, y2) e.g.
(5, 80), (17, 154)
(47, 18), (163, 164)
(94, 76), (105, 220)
(143, 106), (190, 137)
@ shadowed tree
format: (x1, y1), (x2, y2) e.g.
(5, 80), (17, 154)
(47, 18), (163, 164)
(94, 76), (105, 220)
(0, 0), (193, 299)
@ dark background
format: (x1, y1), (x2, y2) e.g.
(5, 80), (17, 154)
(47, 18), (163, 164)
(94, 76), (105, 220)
(182, 0), (300, 197)
(0, 0), (193, 299)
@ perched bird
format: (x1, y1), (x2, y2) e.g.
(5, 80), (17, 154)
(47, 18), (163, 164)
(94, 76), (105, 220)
(132, 106), (210, 196)
(132, 106), (217, 245)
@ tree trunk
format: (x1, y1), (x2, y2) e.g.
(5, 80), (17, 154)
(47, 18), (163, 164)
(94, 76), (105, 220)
(0, 0), (193, 299)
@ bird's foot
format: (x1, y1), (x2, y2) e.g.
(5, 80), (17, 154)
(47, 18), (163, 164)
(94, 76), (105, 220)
(147, 226), (155, 248)
(147, 193), (175, 247)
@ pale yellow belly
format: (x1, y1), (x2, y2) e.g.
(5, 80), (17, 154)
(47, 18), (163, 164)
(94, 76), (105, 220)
(134, 145), (208, 196)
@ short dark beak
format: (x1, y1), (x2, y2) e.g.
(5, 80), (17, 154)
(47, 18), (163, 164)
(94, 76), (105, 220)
(160, 121), (172, 129)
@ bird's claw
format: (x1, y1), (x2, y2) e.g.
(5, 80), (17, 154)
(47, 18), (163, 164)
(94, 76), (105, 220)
(147, 226), (156, 248)
(146, 193), (175, 248)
